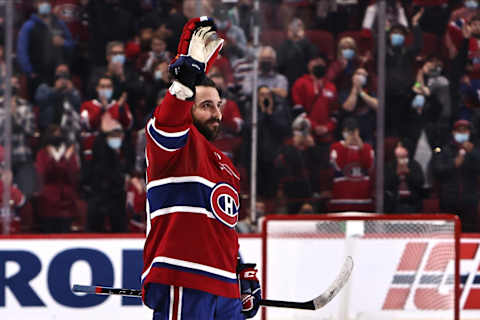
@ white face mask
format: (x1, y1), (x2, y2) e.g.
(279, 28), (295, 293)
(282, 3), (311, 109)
(356, 74), (367, 87)
(342, 132), (350, 140)
(107, 137), (123, 150)
(454, 132), (469, 144)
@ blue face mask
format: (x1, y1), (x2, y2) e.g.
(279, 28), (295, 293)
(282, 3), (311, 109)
(154, 70), (163, 81)
(342, 48), (355, 60)
(412, 94), (425, 108)
(99, 88), (113, 101)
(112, 54), (126, 65)
(465, 0), (478, 9)
(38, 2), (51, 15)
(391, 33), (405, 47)
(454, 132), (469, 144)
(107, 137), (123, 150)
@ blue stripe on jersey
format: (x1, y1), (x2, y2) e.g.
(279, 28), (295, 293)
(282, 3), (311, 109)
(145, 262), (238, 284)
(147, 182), (212, 213)
(148, 122), (189, 150)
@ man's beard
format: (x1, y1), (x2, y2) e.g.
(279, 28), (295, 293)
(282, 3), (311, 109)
(193, 117), (221, 141)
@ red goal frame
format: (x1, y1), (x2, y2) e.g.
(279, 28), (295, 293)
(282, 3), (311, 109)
(261, 214), (461, 320)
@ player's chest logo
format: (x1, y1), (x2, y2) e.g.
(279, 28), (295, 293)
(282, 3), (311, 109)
(210, 183), (240, 228)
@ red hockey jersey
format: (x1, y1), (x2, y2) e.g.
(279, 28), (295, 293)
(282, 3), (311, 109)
(142, 91), (241, 300)
(328, 141), (374, 212)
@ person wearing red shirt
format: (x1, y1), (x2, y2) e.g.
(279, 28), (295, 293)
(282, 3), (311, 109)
(328, 117), (375, 212)
(291, 54), (338, 144)
(35, 124), (80, 233)
(80, 75), (133, 161)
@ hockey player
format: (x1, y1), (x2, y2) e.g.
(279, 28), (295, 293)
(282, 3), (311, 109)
(141, 17), (261, 319)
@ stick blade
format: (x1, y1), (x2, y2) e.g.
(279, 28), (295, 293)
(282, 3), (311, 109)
(313, 256), (354, 309)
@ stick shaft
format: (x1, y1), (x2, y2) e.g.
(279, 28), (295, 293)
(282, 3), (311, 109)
(72, 285), (315, 309)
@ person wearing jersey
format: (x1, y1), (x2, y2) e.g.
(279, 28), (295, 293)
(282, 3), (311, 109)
(141, 17), (260, 320)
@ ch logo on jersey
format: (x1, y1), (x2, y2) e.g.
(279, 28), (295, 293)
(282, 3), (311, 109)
(210, 183), (240, 228)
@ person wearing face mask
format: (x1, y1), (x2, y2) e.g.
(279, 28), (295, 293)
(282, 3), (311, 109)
(17, 0), (75, 99)
(384, 140), (425, 213)
(338, 68), (378, 145)
(385, 9), (424, 137)
(362, 0), (409, 40)
(241, 46), (288, 99)
(137, 34), (172, 80)
(35, 124), (80, 233)
(80, 75), (133, 167)
(432, 119), (480, 232)
(87, 119), (134, 233)
(87, 41), (144, 125)
(327, 37), (372, 94)
(34, 63), (82, 145)
(291, 54), (338, 146)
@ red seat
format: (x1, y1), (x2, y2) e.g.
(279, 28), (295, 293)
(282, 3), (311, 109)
(260, 30), (286, 49)
(305, 30), (335, 61)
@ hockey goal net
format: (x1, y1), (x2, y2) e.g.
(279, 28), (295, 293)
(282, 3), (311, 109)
(261, 213), (460, 320)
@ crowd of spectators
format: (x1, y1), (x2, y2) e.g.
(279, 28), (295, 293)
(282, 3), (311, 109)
(0, 0), (480, 234)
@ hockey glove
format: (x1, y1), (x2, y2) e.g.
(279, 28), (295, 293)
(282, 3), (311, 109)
(174, 16), (224, 74)
(238, 263), (261, 319)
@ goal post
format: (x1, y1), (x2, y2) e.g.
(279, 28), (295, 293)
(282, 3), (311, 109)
(261, 213), (460, 320)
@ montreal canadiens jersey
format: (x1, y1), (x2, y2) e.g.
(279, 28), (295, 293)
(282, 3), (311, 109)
(329, 141), (374, 211)
(141, 91), (241, 300)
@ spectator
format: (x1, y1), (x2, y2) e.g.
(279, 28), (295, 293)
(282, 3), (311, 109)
(136, 34), (171, 80)
(275, 119), (315, 214)
(291, 54), (338, 161)
(126, 174), (146, 233)
(17, 0), (75, 98)
(35, 124), (80, 233)
(445, 0), (480, 59)
(327, 36), (373, 93)
(87, 118), (134, 233)
(385, 9), (424, 137)
(241, 46), (288, 99)
(338, 67), (378, 145)
(0, 145), (26, 234)
(362, 0), (409, 39)
(277, 18), (318, 86)
(80, 74), (133, 166)
(213, 2), (252, 70)
(34, 63), (82, 144)
(243, 86), (291, 203)
(431, 119), (480, 232)
(210, 73), (244, 161)
(0, 75), (37, 198)
(385, 140), (425, 213)
(328, 118), (375, 212)
(407, 56), (452, 183)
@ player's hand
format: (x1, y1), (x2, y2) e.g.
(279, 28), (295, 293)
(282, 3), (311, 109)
(238, 263), (261, 319)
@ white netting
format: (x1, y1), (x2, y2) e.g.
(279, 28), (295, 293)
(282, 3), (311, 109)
(262, 213), (459, 320)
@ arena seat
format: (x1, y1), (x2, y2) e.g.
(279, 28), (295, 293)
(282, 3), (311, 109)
(305, 30), (335, 61)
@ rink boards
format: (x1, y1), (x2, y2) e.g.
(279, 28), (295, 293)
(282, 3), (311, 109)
(0, 234), (479, 320)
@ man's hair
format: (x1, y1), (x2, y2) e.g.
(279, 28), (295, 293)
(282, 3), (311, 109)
(343, 117), (359, 131)
(197, 76), (221, 97)
(389, 24), (407, 35)
(97, 74), (113, 86)
(106, 41), (124, 56)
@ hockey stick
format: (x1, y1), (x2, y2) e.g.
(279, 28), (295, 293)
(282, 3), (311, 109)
(72, 256), (353, 310)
